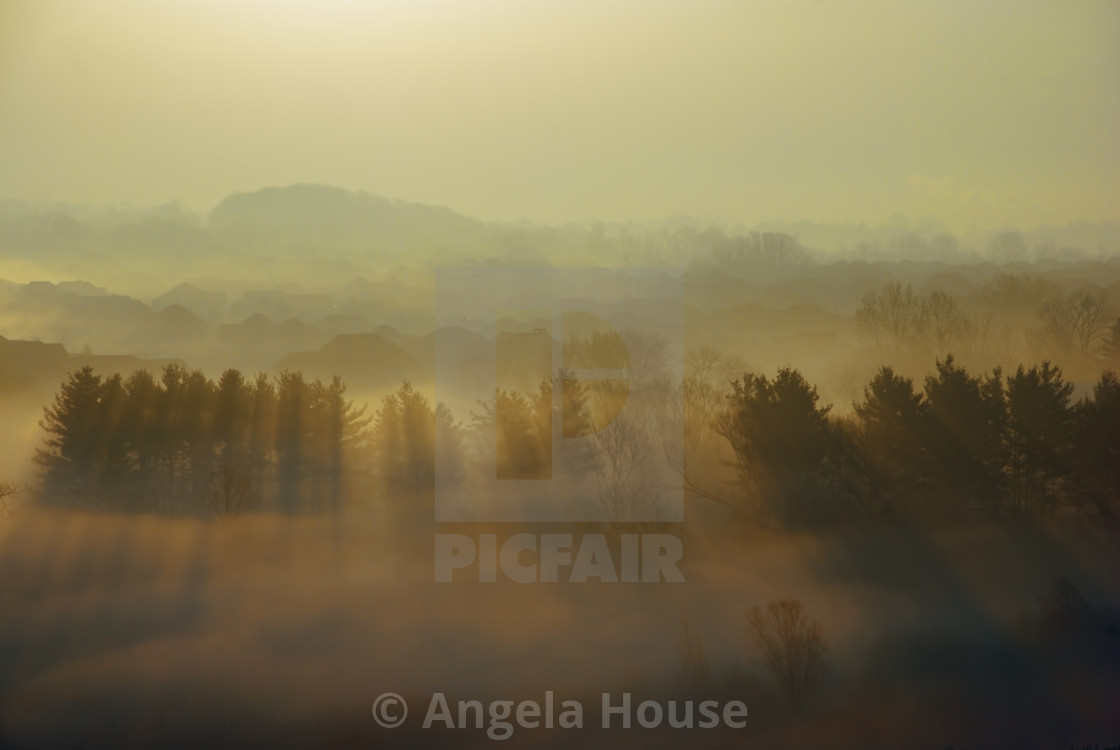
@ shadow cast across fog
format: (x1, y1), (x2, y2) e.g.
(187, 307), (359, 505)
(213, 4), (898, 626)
(0, 509), (1118, 749)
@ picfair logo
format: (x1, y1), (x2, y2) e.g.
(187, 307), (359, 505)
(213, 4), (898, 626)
(494, 310), (631, 481)
(434, 267), (684, 524)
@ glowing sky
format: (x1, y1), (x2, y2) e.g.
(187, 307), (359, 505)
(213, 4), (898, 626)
(1, 0), (1117, 229)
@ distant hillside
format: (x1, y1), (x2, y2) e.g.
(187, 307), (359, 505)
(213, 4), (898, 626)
(207, 184), (496, 258)
(3, 186), (1118, 301)
(0, 335), (182, 396)
(274, 332), (424, 389)
(151, 283), (227, 321)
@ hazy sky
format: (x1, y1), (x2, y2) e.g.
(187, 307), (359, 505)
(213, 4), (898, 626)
(1, 0), (1117, 230)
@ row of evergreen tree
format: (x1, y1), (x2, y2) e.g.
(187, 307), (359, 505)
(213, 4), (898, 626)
(708, 357), (1120, 527)
(33, 358), (1120, 526)
(36, 365), (369, 514)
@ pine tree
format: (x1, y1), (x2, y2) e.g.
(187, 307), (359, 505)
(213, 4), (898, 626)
(922, 356), (1007, 520)
(1006, 361), (1074, 514)
(854, 366), (929, 518)
(121, 369), (160, 510)
(36, 366), (108, 505)
(715, 367), (835, 527)
(374, 382), (435, 493)
(1072, 370), (1120, 518)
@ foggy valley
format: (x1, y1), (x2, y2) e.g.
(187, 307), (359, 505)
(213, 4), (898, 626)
(3, 1), (1119, 747)
(1, 185), (1118, 748)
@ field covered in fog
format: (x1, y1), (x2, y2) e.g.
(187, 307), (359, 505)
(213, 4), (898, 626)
(2, 508), (1118, 749)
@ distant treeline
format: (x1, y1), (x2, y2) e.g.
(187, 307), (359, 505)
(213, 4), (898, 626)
(30, 356), (1120, 527)
(856, 277), (1119, 364)
(696, 358), (1120, 527)
(29, 363), (590, 517)
(36, 365), (370, 515)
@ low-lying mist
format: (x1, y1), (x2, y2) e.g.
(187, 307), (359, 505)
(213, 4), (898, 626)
(2, 187), (1119, 748)
(1, 508), (1117, 749)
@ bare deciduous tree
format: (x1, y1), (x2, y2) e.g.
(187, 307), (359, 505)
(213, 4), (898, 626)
(0, 480), (16, 524)
(205, 459), (258, 519)
(1103, 320), (1120, 364)
(1038, 577), (1094, 638)
(1042, 290), (1116, 359)
(1041, 296), (1076, 357)
(709, 230), (808, 268)
(755, 231), (808, 265)
(987, 230), (1027, 261)
(982, 274), (1060, 320)
(676, 612), (711, 687)
(747, 599), (827, 713)
(1069, 291), (1116, 359)
(921, 290), (973, 357)
(1041, 576), (1088, 621)
(858, 283), (990, 360)
(682, 346), (744, 465)
(856, 282), (924, 351)
(588, 382), (676, 524)
(590, 409), (659, 522)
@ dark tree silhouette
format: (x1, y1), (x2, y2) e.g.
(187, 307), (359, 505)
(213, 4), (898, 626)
(0, 480), (16, 524)
(374, 381), (439, 493)
(121, 369), (160, 509)
(493, 388), (548, 480)
(214, 369), (249, 463)
(96, 373), (129, 503)
(982, 274), (1060, 319)
(716, 367), (845, 527)
(922, 290), (972, 357)
(247, 371), (277, 496)
(36, 365), (369, 515)
(321, 376), (370, 514)
(747, 600), (827, 714)
(1005, 362), (1074, 514)
(470, 386), (547, 481)
(36, 366), (112, 505)
(1040, 290), (1115, 360)
(676, 612), (710, 687)
(275, 370), (309, 512)
(182, 368), (215, 509)
(856, 282), (924, 351)
(30, 354), (1120, 531)
(922, 356), (1007, 520)
(434, 401), (464, 488)
(1072, 370), (1120, 518)
(854, 366), (929, 518)
(206, 457), (258, 519)
(1103, 318), (1120, 365)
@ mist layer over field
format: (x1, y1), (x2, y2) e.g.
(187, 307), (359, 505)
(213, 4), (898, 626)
(2, 508), (1118, 749)
(3, 210), (1119, 747)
